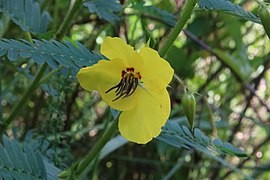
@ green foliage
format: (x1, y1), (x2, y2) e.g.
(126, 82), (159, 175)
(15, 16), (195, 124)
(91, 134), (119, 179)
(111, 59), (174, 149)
(84, 0), (122, 22)
(0, 0), (269, 179)
(258, 3), (270, 38)
(0, 135), (60, 180)
(166, 46), (198, 78)
(131, 2), (176, 27)
(0, 0), (51, 34)
(158, 121), (247, 157)
(0, 14), (9, 38)
(158, 121), (249, 178)
(214, 48), (252, 81)
(198, 0), (260, 23)
(0, 39), (103, 71)
(99, 135), (128, 160)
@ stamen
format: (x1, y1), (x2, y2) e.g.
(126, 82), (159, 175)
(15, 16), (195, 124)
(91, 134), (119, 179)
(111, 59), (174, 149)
(105, 67), (142, 101)
(105, 81), (122, 94)
(126, 78), (138, 97)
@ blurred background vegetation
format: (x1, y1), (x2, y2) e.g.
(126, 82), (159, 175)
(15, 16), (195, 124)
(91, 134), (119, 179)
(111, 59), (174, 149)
(0, 0), (270, 179)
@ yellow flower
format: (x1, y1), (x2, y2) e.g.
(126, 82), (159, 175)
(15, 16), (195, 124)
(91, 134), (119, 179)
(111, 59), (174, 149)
(77, 37), (174, 144)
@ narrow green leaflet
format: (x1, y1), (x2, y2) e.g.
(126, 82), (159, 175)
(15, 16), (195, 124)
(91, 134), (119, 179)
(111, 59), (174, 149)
(84, 0), (121, 22)
(131, 2), (176, 27)
(0, 135), (60, 180)
(197, 0), (260, 24)
(158, 120), (247, 157)
(0, 39), (103, 72)
(44, 161), (61, 180)
(111, 109), (247, 157)
(0, 0), (51, 34)
(157, 121), (249, 178)
(99, 135), (128, 160)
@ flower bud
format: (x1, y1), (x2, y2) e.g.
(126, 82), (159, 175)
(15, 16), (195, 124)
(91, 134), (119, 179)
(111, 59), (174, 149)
(259, 5), (270, 39)
(182, 90), (196, 129)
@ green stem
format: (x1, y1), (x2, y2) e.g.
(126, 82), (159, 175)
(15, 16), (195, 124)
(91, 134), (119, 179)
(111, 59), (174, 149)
(55, 0), (84, 39)
(158, 0), (197, 57)
(173, 74), (185, 89)
(0, 32), (36, 135)
(0, 0), (83, 135)
(52, 0), (60, 30)
(76, 117), (119, 175)
(0, 64), (48, 136)
(59, 117), (119, 179)
(0, 62), (2, 123)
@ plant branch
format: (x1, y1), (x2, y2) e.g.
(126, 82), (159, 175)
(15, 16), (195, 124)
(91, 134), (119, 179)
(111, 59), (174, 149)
(55, 0), (84, 39)
(158, 0), (197, 57)
(0, 63), (48, 136)
(184, 29), (270, 179)
(198, 65), (224, 93)
(183, 30), (270, 112)
(0, 0), (83, 135)
(221, 135), (270, 179)
(58, 116), (119, 179)
(76, 117), (119, 175)
(228, 56), (270, 141)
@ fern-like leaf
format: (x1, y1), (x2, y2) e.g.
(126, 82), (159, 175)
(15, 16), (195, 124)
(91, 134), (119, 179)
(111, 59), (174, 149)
(197, 0), (260, 24)
(157, 121), (250, 178)
(0, 135), (60, 180)
(111, 109), (249, 178)
(0, 39), (103, 72)
(84, 0), (122, 22)
(0, 0), (51, 34)
(158, 120), (247, 157)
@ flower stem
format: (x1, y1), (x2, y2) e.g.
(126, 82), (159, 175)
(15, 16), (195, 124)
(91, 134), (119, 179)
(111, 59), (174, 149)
(0, 63), (48, 136)
(158, 0), (197, 57)
(173, 73), (185, 89)
(59, 117), (119, 179)
(76, 118), (119, 175)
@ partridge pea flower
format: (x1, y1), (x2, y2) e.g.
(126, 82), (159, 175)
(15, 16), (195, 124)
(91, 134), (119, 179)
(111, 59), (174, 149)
(77, 37), (174, 144)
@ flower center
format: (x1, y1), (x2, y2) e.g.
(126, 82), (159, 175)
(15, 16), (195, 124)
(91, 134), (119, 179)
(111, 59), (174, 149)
(105, 67), (142, 101)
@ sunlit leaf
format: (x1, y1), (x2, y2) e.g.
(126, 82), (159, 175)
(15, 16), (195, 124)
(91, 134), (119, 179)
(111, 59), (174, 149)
(198, 0), (260, 23)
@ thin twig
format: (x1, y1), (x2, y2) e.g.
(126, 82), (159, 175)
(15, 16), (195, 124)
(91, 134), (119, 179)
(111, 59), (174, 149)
(184, 29), (270, 179)
(229, 56), (270, 142)
(183, 30), (270, 112)
(64, 84), (79, 131)
(221, 135), (270, 179)
(198, 65), (224, 93)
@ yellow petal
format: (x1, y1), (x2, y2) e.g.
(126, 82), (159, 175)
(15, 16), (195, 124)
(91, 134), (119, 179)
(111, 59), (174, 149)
(141, 78), (167, 93)
(101, 37), (143, 71)
(118, 88), (171, 144)
(139, 47), (174, 90)
(77, 59), (124, 91)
